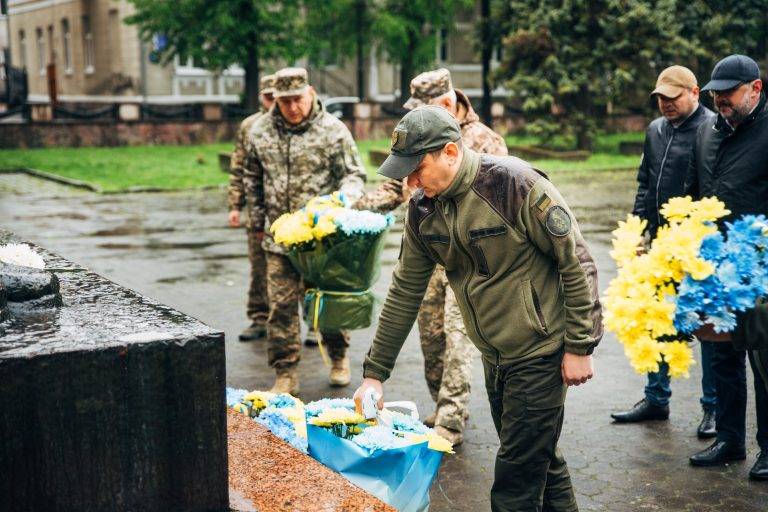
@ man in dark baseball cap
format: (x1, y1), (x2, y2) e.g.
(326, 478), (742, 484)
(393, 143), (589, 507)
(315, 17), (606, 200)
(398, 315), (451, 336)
(701, 54), (764, 128)
(378, 105), (462, 192)
(686, 54), (768, 479)
(358, 100), (603, 510)
(701, 54), (761, 92)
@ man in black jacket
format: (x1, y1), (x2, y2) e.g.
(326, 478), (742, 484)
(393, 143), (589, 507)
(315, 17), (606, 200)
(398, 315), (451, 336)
(684, 54), (768, 481)
(612, 66), (717, 437)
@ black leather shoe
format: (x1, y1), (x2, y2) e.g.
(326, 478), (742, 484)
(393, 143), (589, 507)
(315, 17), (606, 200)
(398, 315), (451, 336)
(697, 410), (717, 439)
(610, 398), (670, 423)
(689, 441), (746, 466)
(750, 452), (768, 480)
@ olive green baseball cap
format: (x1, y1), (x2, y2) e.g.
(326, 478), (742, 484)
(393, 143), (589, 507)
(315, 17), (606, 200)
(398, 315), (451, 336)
(378, 105), (461, 180)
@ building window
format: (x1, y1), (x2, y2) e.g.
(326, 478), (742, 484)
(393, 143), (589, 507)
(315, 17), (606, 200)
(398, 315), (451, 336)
(18, 30), (27, 69)
(439, 28), (449, 62)
(36, 27), (45, 75)
(82, 15), (94, 73)
(61, 19), (72, 74)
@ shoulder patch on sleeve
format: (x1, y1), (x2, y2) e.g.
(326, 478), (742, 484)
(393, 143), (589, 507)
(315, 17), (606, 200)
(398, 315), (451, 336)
(535, 193), (553, 212)
(545, 205), (571, 236)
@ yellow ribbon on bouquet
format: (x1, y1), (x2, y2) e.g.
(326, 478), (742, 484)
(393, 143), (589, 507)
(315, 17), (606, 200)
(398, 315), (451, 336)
(306, 288), (371, 367)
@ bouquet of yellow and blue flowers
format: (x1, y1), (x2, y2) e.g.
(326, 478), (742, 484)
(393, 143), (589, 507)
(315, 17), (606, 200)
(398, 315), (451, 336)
(270, 193), (394, 337)
(605, 196), (768, 379)
(226, 389), (450, 512)
(304, 397), (451, 512)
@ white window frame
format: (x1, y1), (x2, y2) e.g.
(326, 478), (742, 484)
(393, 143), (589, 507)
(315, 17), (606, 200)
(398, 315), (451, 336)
(36, 27), (45, 75)
(18, 29), (27, 69)
(61, 18), (72, 74)
(82, 15), (94, 74)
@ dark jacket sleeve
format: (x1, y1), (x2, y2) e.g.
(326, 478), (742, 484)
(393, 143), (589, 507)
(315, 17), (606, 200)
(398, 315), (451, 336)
(632, 131), (652, 218)
(684, 126), (702, 199)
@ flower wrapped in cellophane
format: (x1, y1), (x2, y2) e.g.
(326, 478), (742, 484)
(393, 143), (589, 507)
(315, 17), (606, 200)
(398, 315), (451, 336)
(304, 397), (450, 512)
(270, 192), (395, 338)
(604, 197), (730, 378)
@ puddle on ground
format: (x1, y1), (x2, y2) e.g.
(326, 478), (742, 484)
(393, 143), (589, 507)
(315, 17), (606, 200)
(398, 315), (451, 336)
(97, 240), (222, 251)
(88, 226), (177, 237)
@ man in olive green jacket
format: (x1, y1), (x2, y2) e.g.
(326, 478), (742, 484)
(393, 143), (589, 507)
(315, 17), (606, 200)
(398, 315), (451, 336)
(354, 106), (602, 511)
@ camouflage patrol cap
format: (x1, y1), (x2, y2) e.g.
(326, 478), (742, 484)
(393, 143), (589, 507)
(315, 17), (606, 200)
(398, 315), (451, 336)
(378, 105), (461, 180)
(274, 67), (310, 98)
(260, 74), (277, 95)
(403, 68), (453, 110)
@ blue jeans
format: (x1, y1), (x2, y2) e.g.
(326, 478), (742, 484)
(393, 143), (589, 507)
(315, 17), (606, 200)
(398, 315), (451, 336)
(644, 340), (717, 412)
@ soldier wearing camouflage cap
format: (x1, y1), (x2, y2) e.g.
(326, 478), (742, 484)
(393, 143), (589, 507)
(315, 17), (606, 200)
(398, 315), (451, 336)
(355, 105), (602, 511)
(354, 68), (508, 447)
(243, 67), (367, 395)
(228, 73), (277, 342)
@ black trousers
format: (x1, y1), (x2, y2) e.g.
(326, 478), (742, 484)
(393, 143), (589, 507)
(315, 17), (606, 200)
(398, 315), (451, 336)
(711, 343), (768, 450)
(484, 349), (578, 512)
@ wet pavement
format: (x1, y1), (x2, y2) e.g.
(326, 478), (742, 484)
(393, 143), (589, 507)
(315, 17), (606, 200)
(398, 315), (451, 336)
(3, 170), (768, 511)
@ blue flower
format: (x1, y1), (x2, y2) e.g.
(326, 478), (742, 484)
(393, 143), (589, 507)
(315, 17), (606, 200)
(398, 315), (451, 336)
(256, 409), (308, 453)
(226, 387), (248, 408)
(304, 398), (355, 418)
(334, 210), (395, 236)
(352, 425), (412, 453)
(390, 411), (429, 434)
(674, 214), (768, 334)
(268, 393), (296, 409)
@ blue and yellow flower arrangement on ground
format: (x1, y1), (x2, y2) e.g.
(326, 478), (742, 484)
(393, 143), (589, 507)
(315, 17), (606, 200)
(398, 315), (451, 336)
(270, 193), (396, 363)
(227, 387), (450, 512)
(605, 196), (768, 378)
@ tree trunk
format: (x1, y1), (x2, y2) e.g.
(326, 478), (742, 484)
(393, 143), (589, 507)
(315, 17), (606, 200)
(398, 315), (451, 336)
(399, 38), (416, 109)
(244, 45), (260, 112)
(480, 0), (493, 126)
(575, 85), (593, 151)
(355, 0), (366, 100)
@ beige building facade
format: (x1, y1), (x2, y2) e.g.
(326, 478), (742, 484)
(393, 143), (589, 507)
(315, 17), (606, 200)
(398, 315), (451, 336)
(6, 0), (243, 103)
(6, 0), (498, 105)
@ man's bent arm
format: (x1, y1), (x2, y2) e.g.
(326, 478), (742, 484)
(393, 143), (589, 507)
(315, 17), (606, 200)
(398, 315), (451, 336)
(363, 220), (436, 381)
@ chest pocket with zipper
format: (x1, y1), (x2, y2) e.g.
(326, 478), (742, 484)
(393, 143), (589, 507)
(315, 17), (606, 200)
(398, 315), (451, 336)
(468, 225), (508, 277)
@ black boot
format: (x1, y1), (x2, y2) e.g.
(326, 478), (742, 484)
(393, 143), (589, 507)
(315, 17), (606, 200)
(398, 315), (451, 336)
(610, 398), (669, 423)
(689, 441), (746, 466)
(750, 452), (768, 480)
(697, 409), (717, 439)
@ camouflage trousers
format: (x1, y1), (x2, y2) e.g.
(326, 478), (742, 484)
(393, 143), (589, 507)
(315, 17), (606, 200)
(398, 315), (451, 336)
(246, 227), (269, 325)
(265, 252), (349, 369)
(417, 266), (476, 432)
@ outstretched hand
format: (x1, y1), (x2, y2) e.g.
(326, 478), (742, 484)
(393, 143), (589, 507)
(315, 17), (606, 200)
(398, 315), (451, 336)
(353, 377), (384, 414)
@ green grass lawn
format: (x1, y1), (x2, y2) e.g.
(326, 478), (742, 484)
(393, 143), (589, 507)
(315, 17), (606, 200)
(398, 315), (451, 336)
(0, 132), (642, 193)
(0, 144), (233, 193)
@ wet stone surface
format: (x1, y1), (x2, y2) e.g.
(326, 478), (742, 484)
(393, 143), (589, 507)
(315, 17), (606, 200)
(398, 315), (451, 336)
(3, 171), (768, 511)
(0, 225), (228, 512)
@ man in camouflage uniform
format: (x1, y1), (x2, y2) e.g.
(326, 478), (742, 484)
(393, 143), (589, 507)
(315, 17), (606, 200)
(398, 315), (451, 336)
(354, 68), (507, 445)
(228, 74), (276, 342)
(244, 67), (366, 395)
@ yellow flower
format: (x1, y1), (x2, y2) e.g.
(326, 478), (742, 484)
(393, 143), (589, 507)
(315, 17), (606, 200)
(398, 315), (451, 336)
(309, 408), (366, 427)
(312, 214), (338, 240)
(659, 196), (695, 222)
(626, 337), (664, 374)
(232, 403), (250, 415)
(689, 196), (730, 223)
(243, 390), (275, 410)
(661, 341), (695, 378)
(610, 215), (647, 267)
(406, 432), (455, 454)
(271, 212), (314, 246)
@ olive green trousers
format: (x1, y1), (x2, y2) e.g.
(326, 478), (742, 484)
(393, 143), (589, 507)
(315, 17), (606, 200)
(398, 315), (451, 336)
(483, 349), (578, 512)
